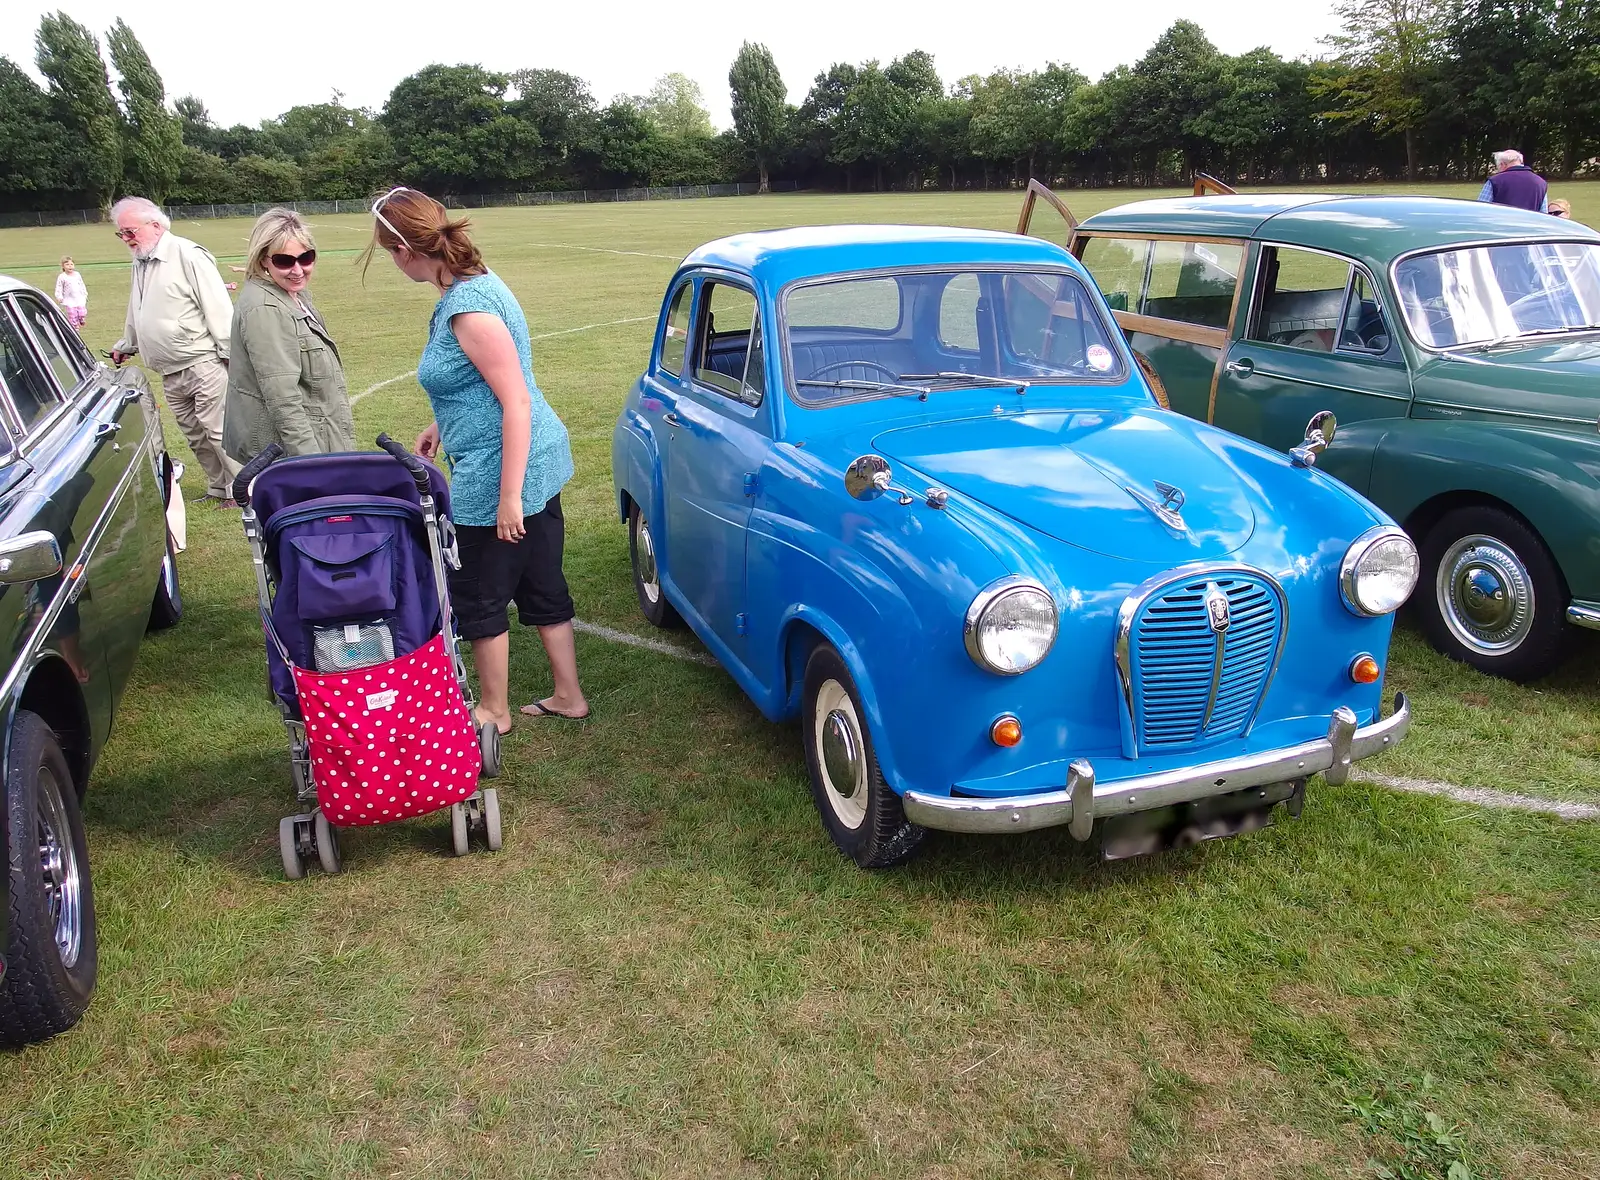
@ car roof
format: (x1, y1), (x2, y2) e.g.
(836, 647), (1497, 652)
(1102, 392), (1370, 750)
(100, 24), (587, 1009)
(1076, 195), (1600, 263)
(0, 275), (40, 297)
(682, 224), (1075, 289)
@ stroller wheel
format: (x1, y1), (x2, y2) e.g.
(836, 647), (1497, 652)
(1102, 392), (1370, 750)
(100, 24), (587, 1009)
(478, 723), (501, 779)
(279, 816), (306, 880)
(450, 801), (470, 857)
(314, 811), (342, 875)
(482, 788), (502, 852)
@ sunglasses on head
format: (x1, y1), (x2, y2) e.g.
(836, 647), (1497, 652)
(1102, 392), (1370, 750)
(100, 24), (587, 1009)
(269, 249), (317, 270)
(371, 186), (416, 250)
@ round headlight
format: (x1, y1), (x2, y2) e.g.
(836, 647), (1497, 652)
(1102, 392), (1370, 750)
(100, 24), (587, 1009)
(1341, 526), (1419, 616)
(964, 578), (1058, 675)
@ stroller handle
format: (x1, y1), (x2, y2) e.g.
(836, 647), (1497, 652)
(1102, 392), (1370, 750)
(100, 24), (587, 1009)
(375, 433), (433, 496)
(233, 443), (285, 507)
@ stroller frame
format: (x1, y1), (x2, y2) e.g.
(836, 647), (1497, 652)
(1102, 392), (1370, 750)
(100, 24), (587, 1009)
(235, 435), (502, 877)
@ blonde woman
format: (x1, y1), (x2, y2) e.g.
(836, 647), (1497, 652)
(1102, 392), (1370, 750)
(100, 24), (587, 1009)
(222, 208), (355, 461)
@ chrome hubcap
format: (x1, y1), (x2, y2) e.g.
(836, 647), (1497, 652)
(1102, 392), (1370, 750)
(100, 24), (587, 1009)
(635, 516), (661, 605)
(36, 767), (81, 969)
(1437, 534), (1533, 654)
(162, 550), (177, 600)
(814, 680), (867, 829)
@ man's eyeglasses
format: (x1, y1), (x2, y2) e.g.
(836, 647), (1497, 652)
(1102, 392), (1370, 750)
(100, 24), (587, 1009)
(269, 249), (317, 270)
(114, 228), (139, 242)
(371, 187), (415, 250)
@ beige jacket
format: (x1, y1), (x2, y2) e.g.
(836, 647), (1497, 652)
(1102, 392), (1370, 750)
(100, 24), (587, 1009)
(222, 278), (355, 462)
(115, 229), (233, 375)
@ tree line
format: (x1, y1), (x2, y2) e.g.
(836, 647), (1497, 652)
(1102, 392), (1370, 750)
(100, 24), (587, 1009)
(4, 3), (1600, 214)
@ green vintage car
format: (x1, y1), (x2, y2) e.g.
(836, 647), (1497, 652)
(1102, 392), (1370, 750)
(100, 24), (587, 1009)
(1019, 182), (1600, 681)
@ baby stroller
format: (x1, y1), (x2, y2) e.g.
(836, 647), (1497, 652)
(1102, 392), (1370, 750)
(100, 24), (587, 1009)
(234, 434), (503, 878)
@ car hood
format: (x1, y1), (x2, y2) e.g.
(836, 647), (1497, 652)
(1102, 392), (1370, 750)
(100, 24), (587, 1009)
(872, 408), (1257, 562)
(1414, 338), (1600, 427)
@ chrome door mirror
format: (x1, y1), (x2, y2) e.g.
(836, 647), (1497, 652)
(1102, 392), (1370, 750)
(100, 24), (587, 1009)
(845, 454), (894, 501)
(0, 531), (63, 584)
(1290, 410), (1337, 468)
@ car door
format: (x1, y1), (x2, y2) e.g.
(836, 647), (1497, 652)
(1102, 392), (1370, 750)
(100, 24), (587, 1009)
(661, 277), (771, 662)
(1210, 245), (1412, 494)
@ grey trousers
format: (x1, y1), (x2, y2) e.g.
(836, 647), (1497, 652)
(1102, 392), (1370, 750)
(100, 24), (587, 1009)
(162, 358), (240, 499)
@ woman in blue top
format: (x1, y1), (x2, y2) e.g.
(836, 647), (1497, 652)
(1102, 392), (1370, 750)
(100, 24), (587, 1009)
(366, 187), (588, 730)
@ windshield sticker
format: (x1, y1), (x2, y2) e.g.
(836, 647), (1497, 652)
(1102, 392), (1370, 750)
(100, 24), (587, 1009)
(1193, 244), (1220, 267)
(1086, 344), (1114, 371)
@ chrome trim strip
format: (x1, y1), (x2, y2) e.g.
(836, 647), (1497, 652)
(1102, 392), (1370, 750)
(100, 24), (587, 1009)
(0, 425), (157, 710)
(1113, 562), (1290, 758)
(1339, 524), (1416, 617)
(903, 694), (1411, 834)
(1412, 398), (1598, 428)
(1567, 601), (1600, 630)
(1245, 368), (1411, 400)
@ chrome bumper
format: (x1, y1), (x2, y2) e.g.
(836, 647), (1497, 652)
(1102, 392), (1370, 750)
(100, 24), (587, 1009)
(901, 693), (1410, 837)
(1568, 600), (1600, 630)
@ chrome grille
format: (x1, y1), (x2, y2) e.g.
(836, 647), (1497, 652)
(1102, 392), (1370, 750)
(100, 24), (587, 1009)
(1128, 573), (1283, 749)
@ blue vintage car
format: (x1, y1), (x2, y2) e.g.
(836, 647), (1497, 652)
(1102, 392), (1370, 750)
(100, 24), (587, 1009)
(612, 225), (1417, 867)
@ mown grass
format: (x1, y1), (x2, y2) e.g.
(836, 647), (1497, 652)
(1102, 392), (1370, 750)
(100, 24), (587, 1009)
(0, 186), (1596, 1178)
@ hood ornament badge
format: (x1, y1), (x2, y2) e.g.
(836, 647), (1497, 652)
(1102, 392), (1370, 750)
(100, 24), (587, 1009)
(1204, 582), (1231, 634)
(1126, 480), (1187, 531)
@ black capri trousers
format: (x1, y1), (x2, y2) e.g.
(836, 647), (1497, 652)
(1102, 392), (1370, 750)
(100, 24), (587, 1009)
(448, 494), (575, 641)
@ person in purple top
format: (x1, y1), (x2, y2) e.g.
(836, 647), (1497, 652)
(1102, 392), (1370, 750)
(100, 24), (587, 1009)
(1477, 150), (1548, 212)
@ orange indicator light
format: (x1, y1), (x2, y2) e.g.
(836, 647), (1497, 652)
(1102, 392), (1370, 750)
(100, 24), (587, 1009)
(991, 716), (1023, 747)
(1350, 655), (1381, 684)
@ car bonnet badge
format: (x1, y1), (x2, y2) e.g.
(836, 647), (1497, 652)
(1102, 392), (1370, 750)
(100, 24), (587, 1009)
(1125, 480), (1187, 531)
(1204, 582), (1231, 634)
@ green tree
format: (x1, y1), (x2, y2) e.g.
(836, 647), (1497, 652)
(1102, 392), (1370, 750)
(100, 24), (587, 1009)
(264, 95), (374, 160)
(580, 100), (658, 186)
(381, 64), (541, 193)
(231, 154), (304, 201)
(508, 68), (597, 184)
(1317, 0), (1448, 179)
(641, 72), (714, 139)
(34, 11), (122, 205)
(169, 144), (236, 204)
(0, 57), (79, 209)
(1128, 20), (1226, 179)
(729, 42), (788, 192)
(106, 19), (183, 203)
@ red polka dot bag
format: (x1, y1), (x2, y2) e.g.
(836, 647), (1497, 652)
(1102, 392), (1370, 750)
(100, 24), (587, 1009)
(290, 633), (481, 825)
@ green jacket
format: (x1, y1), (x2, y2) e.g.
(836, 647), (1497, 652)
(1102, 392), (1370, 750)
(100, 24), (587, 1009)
(223, 278), (355, 462)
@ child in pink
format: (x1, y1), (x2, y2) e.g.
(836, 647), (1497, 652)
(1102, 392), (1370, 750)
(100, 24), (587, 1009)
(54, 256), (87, 331)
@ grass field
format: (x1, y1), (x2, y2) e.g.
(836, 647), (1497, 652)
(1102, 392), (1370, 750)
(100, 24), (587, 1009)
(0, 185), (1597, 1178)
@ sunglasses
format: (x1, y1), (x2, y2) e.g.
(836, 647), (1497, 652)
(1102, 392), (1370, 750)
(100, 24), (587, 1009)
(371, 187), (415, 250)
(114, 228), (139, 242)
(269, 249), (317, 270)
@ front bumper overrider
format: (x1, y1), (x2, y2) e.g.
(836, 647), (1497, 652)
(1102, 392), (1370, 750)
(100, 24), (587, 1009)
(901, 693), (1410, 837)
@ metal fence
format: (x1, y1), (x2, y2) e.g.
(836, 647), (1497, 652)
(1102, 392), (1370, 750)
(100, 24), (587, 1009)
(0, 181), (800, 228)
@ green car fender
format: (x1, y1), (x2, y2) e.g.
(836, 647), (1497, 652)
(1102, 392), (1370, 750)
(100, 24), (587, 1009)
(1368, 419), (1600, 600)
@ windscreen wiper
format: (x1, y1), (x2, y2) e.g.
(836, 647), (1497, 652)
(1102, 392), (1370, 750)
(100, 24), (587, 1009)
(902, 371), (1031, 393)
(1466, 324), (1600, 351)
(794, 378), (932, 401)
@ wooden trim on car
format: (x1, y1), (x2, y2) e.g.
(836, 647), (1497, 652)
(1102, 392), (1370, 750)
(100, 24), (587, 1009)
(1112, 310), (1227, 349)
(1192, 173), (1237, 197)
(1017, 179), (1077, 235)
(1207, 249), (1252, 422)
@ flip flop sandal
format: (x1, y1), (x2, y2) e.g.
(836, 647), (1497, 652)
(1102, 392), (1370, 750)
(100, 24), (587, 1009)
(521, 701), (591, 722)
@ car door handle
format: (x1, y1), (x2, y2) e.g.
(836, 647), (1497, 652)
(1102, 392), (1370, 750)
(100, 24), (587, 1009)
(663, 412), (682, 427)
(1225, 358), (1254, 377)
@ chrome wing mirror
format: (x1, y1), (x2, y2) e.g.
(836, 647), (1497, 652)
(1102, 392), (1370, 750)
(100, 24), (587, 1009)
(0, 531), (64, 585)
(1290, 411), (1337, 468)
(844, 454), (932, 508)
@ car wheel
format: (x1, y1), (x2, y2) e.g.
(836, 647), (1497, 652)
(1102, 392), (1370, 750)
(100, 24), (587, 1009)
(0, 711), (97, 1047)
(1417, 506), (1567, 682)
(147, 528), (182, 632)
(629, 503), (681, 629)
(801, 644), (927, 869)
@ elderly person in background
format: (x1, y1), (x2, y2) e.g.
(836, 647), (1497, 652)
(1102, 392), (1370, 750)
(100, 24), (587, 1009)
(1477, 149), (1549, 213)
(110, 196), (240, 507)
(223, 209), (354, 463)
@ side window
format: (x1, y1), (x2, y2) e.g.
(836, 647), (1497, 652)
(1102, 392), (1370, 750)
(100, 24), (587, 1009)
(1339, 271), (1395, 355)
(938, 273), (981, 352)
(0, 306), (64, 432)
(1251, 246), (1354, 353)
(659, 281), (691, 376)
(1142, 240), (1242, 328)
(15, 295), (88, 388)
(693, 282), (762, 403)
(786, 277), (900, 331)
(1078, 236), (1150, 313)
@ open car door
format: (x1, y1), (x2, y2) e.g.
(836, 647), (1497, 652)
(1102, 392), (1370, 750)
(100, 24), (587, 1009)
(1016, 179), (1077, 250)
(1192, 173), (1236, 196)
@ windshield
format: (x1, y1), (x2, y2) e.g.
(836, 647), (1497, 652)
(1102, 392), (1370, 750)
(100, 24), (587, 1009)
(1394, 241), (1600, 348)
(784, 269), (1125, 404)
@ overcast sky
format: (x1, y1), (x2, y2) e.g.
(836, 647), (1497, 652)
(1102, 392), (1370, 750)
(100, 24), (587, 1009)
(5, 1), (1340, 131)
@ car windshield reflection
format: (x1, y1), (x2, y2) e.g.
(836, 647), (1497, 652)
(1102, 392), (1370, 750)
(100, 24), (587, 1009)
(1394, 242), (1600, 348)
(784, 269), (1125, 404)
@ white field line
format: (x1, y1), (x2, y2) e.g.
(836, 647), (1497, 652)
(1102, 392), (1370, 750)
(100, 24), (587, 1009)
(523, 242), (683, 261)
(350, 314), (655, 405)
(571, 619), (1599, 821)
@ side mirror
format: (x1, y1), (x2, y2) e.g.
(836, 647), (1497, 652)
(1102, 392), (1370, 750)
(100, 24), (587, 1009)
(0, 531), (63, 585)
(1290, 411), (1337, 468)
(845, 454), (893, 501)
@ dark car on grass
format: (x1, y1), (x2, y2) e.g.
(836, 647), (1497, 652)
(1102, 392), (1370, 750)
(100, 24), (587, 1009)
(1019, 181), (1600, 681)
(0, 276), (182, 1047)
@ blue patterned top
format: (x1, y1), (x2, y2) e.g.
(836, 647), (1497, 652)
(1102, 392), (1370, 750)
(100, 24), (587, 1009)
(415, 271), (573, 527)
